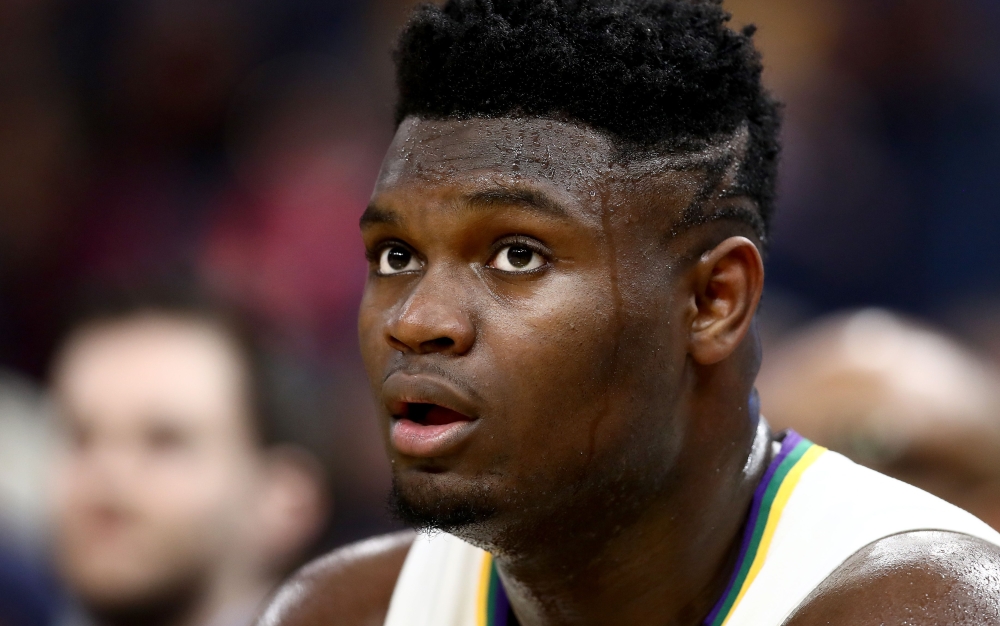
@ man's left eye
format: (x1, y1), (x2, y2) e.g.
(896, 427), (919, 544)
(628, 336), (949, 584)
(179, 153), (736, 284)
(379, 245), (422, 274)
(489, 245), (545, 272)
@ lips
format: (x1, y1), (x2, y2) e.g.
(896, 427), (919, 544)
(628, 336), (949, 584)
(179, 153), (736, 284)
(382, 372), (480, 458)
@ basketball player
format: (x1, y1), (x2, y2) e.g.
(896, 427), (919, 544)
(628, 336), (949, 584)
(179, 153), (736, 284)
(50, 289), (328, 626)
(259, 1), (1000, 624)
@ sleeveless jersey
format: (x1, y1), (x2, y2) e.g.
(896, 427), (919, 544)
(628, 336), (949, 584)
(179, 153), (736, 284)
(383, 431), (1000, 626)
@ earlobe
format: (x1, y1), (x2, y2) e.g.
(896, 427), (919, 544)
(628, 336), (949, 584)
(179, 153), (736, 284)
(255, 445), (329, 573)
(688, 236), (764, 365)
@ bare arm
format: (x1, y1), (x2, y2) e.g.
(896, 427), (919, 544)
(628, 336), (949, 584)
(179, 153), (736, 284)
(784, 530), (1000, 625)
(257, 531), (415, 626)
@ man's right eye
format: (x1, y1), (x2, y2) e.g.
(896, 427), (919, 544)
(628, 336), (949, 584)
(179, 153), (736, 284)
(379, 245), (422, 275)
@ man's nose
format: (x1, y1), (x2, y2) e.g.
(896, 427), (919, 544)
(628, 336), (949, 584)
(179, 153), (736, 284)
(386, 269), (475, 355)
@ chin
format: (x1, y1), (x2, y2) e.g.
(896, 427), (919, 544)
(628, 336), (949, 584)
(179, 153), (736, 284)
(72, 563), (208, 626)
(388, 465), (576, 557)
(389, 469), (501, 533)
(72, 569), (168, 606)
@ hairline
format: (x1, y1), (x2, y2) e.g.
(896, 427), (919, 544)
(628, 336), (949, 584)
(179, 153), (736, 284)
(54, 307), (274, 451)
(391, 113), (764, 241)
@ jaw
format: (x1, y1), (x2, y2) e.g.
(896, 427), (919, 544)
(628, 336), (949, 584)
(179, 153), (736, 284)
(388, 465), (503, 535)
(387, 411), (683, 559)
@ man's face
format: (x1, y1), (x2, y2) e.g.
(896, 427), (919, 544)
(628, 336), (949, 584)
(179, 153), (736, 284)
(359, 117), (710, 543)
(50, 315), (261, 611)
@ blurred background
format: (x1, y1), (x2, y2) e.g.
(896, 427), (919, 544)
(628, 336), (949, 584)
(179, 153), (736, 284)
(0, 0), (998, 625)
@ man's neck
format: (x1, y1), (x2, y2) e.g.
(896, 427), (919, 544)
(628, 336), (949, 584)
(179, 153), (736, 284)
(85, 581), (271, 626)
(494, 418), (773, 626)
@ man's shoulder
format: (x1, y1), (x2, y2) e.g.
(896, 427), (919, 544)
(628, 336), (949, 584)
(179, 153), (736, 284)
(257, 531), (415, 626)
(785, 530), (1000, 626)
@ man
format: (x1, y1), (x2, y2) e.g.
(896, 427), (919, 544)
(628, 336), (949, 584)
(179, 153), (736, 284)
(757, 308), (1000, 531)
(49, 288), (328, 626)
(260, 1), (1000, 625)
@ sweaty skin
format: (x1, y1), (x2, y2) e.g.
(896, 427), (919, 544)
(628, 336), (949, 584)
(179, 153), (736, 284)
(258, 117), (1000, 626)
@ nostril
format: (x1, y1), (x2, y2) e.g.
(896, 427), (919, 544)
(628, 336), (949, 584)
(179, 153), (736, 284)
(425, 337), (455, 350)
(387, 334), (458, 354)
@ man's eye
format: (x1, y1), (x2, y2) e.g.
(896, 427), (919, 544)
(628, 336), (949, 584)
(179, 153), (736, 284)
(490, 245), (545, 272)
(379, 245), (422, 274)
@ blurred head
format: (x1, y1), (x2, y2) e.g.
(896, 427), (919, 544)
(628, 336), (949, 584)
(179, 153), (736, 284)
(48, 288), (327, 625)
(360, 0), (778, 550)
(758, 309), (1000, 529)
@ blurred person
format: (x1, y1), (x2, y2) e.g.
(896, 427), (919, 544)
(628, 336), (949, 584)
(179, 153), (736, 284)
(757, 308), (1000, 530)
(48, 287), (328, 626)
(260, 2), (1000, 626)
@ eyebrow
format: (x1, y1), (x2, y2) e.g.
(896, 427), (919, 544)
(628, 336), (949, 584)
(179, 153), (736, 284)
(360, 185), (569, 229)
(359, 205), (401, 229)
(463, 187), (569, 218)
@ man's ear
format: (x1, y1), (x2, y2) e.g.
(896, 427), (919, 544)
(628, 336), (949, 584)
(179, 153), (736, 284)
(687, 236), (764, 365)
(254, 445), (329, 573)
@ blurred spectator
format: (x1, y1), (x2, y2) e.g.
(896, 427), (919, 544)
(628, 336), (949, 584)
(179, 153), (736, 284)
(47, 287), (329, 626)
(758, 309), (1000, 530)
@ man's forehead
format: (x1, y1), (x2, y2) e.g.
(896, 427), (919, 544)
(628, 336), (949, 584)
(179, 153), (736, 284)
(56, 317), (248, 409)
(375, 116), (750, 199)
(376, 116), (619, 191)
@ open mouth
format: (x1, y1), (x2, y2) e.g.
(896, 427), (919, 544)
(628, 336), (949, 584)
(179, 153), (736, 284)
(398, 403), (472, 426)
(382, 372), (480, 457)
(390, 402), (477, 457)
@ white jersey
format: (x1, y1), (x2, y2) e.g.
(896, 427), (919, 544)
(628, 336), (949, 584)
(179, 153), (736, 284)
(383, 432), (1000, 626)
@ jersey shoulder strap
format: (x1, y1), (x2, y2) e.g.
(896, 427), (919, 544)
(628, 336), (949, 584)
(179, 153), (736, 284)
(384, 531), (501, 626)
(720, 439), (1000, 626)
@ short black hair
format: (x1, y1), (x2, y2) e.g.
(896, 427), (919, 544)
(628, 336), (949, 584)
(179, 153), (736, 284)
(394, 0), (781, 240)
(52, 282), (286, 449)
